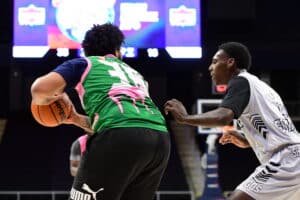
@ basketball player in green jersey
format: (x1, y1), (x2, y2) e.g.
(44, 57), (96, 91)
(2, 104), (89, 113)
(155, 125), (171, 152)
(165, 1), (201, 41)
(31, 23), (170, 200)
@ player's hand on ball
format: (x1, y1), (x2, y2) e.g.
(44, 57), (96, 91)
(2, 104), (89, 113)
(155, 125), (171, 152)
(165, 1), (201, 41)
(62, 105), (93, 134)
(31, 93), (72, 127)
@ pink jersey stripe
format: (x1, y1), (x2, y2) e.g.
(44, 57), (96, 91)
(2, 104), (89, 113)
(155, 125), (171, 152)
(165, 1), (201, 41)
(75, 57), (92, 109)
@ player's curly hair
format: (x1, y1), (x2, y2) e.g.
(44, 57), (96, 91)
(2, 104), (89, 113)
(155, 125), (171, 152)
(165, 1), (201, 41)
(219, 42), (252, 70)
(82, 23), (125, 57)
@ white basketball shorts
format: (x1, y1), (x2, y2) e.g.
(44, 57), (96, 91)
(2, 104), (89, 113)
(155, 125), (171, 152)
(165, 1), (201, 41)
(237, 144), (300, 200)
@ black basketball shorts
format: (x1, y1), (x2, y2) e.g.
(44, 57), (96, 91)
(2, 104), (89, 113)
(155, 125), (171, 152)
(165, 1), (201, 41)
(69, 127), (170, 200)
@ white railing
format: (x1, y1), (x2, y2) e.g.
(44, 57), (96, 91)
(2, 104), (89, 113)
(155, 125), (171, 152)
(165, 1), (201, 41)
(0, 190), (194, 200)
(0, 191), (69, 200)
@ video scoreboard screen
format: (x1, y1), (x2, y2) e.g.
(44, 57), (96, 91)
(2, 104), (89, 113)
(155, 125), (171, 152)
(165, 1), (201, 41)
(13, 0), (202, 59)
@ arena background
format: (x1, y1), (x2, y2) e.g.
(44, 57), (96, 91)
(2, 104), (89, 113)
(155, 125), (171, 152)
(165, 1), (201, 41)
(0, 0), (300, 199)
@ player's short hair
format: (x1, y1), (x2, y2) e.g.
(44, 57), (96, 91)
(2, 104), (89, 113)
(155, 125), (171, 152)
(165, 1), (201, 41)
(218, 42), (252, 70)
(82, 23), (125, 57)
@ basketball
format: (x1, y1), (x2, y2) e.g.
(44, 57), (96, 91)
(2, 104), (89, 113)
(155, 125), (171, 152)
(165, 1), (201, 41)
(31, 99), (72, 127)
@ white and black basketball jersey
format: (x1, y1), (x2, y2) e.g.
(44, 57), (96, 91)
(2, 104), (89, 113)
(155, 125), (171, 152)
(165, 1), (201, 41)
(237, 71), (300, 164)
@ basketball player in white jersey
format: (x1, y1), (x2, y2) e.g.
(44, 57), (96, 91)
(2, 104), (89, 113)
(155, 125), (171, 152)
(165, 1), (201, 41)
(164, 42), (300, 200)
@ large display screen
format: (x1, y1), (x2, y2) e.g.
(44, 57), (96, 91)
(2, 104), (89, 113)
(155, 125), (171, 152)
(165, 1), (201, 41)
(13, 0), (202, 59)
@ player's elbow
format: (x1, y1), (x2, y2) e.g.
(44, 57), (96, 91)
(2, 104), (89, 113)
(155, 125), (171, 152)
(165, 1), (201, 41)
(215, 115), (233, 126)
(31, 78), (50, 104)
(215, 108), (235, 126)
(31, 79), (42, 96)
(218, 107), (234, 126)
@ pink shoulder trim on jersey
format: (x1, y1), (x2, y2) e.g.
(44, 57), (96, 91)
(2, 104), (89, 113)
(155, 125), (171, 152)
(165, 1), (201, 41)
(75, 57), (92, 109)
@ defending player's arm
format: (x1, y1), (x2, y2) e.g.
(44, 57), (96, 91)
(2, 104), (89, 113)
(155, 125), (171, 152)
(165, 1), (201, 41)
(164, 99), (234, 127)
(164, 77), (250, 129)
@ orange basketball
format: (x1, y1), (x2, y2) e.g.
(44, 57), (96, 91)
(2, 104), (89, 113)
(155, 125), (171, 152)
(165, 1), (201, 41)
(31, 99), (72, 127)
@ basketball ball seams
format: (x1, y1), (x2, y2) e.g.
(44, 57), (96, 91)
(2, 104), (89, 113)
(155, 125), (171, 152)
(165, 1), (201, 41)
(37, 105), (45, 125)
(49, 103), (60, 124)
(59, 99), (71, 118)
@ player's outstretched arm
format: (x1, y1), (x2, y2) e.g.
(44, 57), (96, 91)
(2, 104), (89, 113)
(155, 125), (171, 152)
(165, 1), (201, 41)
(164, 98), (234, 127)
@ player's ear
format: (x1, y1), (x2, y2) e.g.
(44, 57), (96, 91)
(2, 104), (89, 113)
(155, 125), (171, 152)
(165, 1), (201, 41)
(115, 49), (122, 60)
(227, 58), (235, 69)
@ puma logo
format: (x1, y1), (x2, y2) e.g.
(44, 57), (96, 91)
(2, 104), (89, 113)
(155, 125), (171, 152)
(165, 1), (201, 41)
(82, 183), (104, 200)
